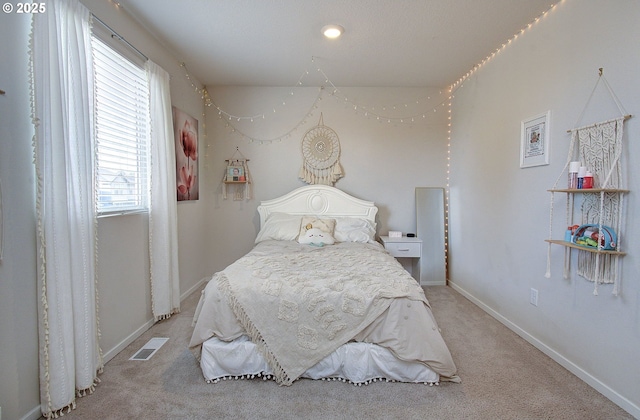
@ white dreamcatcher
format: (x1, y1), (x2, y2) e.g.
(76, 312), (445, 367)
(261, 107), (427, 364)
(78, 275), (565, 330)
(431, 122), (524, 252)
(298, 113), (344, 186)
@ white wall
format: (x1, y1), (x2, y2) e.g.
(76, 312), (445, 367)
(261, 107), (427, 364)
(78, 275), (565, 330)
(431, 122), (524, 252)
(448, 0), (639, 416)
(204, 86), (449, 274)
(0, 11), (40, 420)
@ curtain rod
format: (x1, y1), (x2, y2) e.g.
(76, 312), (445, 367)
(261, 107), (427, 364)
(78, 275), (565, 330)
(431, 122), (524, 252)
(91, 14), (148, 61)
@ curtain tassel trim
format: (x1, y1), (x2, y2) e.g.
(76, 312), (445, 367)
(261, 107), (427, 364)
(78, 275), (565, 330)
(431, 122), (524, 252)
(44, 401), (76, 419)
(155, 308), (181, 322)
(42, 376), (102, 418)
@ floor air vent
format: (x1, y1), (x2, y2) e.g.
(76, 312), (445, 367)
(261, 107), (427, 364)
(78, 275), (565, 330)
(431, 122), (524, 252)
(130, 337), (169, 361)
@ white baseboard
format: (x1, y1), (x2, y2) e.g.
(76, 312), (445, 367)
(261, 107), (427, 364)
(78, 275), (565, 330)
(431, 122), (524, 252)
(181, 276), (207, 301)
(448, 281), (640, 419)
(102, 277), (207, 363)
(103, 317), (156, 363)
(20, 405), (42, 420)
(23, 277), (209, 420)
(22, 320), (159, 419)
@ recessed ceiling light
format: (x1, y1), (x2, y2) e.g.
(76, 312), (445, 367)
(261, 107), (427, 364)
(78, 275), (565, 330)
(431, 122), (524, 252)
(322, 24), (344, 39)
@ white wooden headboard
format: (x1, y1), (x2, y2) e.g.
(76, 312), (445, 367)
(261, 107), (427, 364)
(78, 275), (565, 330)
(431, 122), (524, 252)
(257, 185), (378, 227)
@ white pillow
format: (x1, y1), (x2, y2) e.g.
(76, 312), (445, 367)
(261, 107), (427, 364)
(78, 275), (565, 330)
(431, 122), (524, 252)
(334, 217), (377, 243)
(255, 213), (302, 243)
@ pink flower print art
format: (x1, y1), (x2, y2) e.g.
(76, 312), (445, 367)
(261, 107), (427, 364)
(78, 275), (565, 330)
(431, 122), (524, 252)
(172, 107), (199, 201)
(180, 120), (197, 161)
(177, 164), (196, 197)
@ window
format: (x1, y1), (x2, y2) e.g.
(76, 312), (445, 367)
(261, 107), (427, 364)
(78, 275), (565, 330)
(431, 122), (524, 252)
(92, 27), (149, 215)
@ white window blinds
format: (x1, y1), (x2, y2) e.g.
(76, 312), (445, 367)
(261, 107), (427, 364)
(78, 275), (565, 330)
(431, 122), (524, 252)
(92, 34), (149, 214)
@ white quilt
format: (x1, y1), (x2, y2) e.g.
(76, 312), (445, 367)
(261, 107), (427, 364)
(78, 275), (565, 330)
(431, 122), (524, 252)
(190, 240), (459, 385)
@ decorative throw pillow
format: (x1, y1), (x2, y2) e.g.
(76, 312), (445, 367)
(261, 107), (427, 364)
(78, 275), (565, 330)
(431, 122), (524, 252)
(297, 216), (336, 241)
(297, 227), (335, 247)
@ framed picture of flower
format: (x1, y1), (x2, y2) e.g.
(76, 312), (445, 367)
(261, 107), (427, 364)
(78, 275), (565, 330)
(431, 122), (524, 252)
(172, 106), (199, 201)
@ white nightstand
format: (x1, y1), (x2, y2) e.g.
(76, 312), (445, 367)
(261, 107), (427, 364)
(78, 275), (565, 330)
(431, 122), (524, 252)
(379, 236), (422, 281)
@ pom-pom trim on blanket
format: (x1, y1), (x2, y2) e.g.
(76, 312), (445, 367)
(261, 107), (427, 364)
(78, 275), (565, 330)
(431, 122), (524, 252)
(205, 372), (440, 387)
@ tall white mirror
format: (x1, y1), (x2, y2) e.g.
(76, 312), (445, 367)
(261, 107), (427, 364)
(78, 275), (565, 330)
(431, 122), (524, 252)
(415, 187), (446, 285)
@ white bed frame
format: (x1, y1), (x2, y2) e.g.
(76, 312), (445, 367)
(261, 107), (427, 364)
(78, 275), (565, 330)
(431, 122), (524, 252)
(257, 185), (378, 227)
(197, 185), (441, 385)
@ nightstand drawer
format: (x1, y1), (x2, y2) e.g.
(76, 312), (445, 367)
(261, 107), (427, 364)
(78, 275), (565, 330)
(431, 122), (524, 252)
(384, 241), (421, 258)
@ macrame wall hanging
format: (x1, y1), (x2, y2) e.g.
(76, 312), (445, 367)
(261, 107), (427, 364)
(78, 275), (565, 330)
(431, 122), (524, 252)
(299, 113), (344, 186)
(222, 147), (252, 200)
(545, 69), (631, 295)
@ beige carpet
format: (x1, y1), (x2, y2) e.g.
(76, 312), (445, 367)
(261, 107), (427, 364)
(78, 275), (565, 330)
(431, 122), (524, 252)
(60, 285), (632, 419)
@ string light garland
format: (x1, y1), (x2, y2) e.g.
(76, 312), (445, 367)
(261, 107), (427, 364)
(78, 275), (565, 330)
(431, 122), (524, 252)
(179, 60), (450, 144)
(222, 88), (325, 145)
(444, 88), (452, 276)
(450, 1), (561, 93)
(315, 66), (447, 123)
(182, 59), (446, 122)
(444, 1), (561, 278)
(178, 1), (560, 146)
(174, 63), (208, 170)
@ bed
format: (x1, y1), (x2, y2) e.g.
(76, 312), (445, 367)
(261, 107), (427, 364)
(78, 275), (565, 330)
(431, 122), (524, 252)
(189, 185), (459, 386)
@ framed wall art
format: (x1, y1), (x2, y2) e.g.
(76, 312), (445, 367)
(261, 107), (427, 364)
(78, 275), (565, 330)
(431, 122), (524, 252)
(520, 111), (550, 168)
(226, 165), (245, 182)
(172, 106), (199, 201)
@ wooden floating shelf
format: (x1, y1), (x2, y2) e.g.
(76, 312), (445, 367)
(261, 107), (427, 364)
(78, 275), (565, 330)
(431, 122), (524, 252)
(548, 188), (629, 193)
(545, 239), (626, 256)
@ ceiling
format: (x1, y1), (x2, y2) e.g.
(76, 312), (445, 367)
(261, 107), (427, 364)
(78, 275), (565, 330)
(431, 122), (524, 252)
(116, 0), (557, 88)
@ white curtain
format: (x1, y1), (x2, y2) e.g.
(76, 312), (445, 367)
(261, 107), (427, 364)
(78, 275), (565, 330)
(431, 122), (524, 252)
(146, 61), (181, 320)
(30, 0), (102, 417)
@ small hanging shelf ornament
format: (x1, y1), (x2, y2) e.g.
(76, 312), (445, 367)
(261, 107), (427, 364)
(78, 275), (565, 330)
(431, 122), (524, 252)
(299, 113), (344, 186)
(222, 147), (252, 200)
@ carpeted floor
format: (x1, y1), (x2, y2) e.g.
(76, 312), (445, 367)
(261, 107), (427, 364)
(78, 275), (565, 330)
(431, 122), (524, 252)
(60, 285), (633, 419)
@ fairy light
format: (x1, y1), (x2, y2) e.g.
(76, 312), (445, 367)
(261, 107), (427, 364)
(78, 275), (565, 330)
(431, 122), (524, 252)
(179, 2), (561, 146)
(181, 62), (313, 123)
(315, 66), (447, 123)
(445, 1), (561, 279)
(192, 59), (447, 128)
(450, 1), (560, 92)
(445, 89), (452, 278)
(219, 87), (325, 145)
(182, 59), (450, 143)
(181, 57), (439, 133)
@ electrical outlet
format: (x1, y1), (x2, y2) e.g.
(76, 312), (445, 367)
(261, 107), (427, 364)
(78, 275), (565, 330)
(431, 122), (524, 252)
(530, 288), (538, 306)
